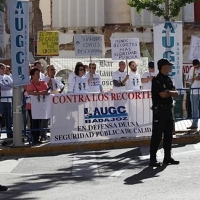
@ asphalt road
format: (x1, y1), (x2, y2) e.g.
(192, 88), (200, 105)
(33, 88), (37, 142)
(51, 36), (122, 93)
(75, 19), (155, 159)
(1, 143), (200, 200)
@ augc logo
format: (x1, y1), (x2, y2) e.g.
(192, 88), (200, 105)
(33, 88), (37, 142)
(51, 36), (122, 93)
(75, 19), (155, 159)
(84, 106), (128, 123)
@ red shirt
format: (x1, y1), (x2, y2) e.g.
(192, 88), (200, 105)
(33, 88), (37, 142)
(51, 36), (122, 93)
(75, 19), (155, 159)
(26, 81), (48, 110)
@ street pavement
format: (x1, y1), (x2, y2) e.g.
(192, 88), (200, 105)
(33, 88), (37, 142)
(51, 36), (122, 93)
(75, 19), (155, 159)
(0, 143), (200, 199)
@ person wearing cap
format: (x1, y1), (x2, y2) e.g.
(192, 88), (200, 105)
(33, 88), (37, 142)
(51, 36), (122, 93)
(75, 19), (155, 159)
(141, 61), (155, 90)
(149, 58), (180, 167)
(187, 59), (200, 130)
(112, 61), (129, 92)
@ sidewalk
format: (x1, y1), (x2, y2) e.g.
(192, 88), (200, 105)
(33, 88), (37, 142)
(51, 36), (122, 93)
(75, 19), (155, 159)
(1, 132), (200, 157)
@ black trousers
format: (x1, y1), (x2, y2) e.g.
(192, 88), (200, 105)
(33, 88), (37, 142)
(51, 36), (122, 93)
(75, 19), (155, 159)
(27, 110), (41, 143)
(150, 107), (173, 158)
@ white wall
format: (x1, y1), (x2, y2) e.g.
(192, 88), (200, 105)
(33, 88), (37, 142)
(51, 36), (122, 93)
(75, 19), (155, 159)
(105, 0), (130, 24)
(39, 0), (51, 27)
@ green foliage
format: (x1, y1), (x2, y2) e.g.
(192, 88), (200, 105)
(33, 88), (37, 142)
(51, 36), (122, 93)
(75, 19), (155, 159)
(128, 0), (200, 20)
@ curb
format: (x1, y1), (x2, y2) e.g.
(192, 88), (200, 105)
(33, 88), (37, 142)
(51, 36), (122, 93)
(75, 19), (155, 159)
(1, 135), (200, 157)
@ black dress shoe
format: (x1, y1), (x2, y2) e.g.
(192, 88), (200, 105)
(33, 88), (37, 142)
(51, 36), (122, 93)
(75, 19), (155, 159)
(149, 160), (162, 167)
(163, 158), (180, 165)
(36, 141), (43, 144)
(0, 185), (8, 191)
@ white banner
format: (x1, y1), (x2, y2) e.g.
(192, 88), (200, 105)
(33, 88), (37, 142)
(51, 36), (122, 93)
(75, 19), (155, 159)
(31, 95), (52, 119)
(9, 0), (30, 86)
(111, 38), (140, 60)
(189, 35), (200, 62)
(153, 22), (183, 89)
(74, 34), (105, 56)
(50, 91), (152, 144)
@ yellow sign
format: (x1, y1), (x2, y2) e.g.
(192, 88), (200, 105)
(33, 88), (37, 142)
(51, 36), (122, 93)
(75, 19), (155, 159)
(37, 31), (59, 56)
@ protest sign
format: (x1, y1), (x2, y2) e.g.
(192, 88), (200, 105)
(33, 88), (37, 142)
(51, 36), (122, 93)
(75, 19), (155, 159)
(50, 91), (152, 144)
(111, 38), (140, 60)
(154, 22), (183, 89)
(37, 31), (59, 56)
(189, 35), (200, 62)
(74, 34), (105, 56)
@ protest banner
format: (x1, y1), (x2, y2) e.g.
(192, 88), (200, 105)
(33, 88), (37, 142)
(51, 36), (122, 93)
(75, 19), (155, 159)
(74, 34), (105, 56)
(10, 0), (30, 86)
(111, 38), (140, 60)
(30, 95), (53, 119)
(154, 22), (183, 89)
(50, 91), (152, 144)
(37, 31), (59, 56)
(183, 63), (192, 87)
(189, 35), (200, 62)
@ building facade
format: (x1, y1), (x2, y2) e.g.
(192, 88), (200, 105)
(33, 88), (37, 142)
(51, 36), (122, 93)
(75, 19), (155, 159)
(2, 0), (200, 63)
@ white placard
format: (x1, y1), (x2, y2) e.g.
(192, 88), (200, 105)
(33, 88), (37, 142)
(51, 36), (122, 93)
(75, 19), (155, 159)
(111, 38), (140, 60)
(153, 22), (183, 89)
(189, 35), (200, 62)
(74, 34), (105, 56)
(30, 95), (53, 119)
(49, 91), (152, 144)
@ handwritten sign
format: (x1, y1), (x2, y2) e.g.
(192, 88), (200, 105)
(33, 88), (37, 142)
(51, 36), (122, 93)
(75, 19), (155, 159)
(189, 35), (200, 62)
(74, 34), (105, 56)
(37, 31), (59, 56)
(111, 38), (140, 60)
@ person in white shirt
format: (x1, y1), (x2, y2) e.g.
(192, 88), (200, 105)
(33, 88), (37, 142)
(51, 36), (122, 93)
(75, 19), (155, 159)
(126, 61), (141, 91)
(43, 65), (65, 94)
(0, 63), (13, 138)
(112, 61), (129, 92)
(5, 65), (12, 79)
(68, 63), (89, 93)
(41, 65), (64, 141)
(85, 63), (103, 93)
(34, 61), (45, 80)
(141, 61), (155, 90)
(85, 64), (89, 74)
(187, 59), (200, 129)
(68, 62), (84, 89)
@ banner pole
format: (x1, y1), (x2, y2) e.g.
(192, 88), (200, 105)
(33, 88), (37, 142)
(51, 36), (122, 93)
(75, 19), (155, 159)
(126, 59), (128, 74)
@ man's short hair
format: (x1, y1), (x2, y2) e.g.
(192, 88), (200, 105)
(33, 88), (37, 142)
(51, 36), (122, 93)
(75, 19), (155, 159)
(148, 61), (154, 69)
(89, 63), (96, 68)
(128, 61), (136, 67)
(192, 59), (200, 66)
(119, 61), (125, 66)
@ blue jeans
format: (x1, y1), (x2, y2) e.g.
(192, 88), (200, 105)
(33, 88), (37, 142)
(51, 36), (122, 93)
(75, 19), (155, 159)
(0, 102), (12, 138)
(190, 94), (200, 127)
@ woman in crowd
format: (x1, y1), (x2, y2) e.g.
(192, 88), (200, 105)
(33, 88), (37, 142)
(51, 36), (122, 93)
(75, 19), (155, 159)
(26, 68), (49, 145)
(68, 63), (88, 93)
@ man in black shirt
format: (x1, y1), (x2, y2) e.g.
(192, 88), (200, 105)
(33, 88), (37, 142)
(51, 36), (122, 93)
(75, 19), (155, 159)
(149, 58), (180, 167)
